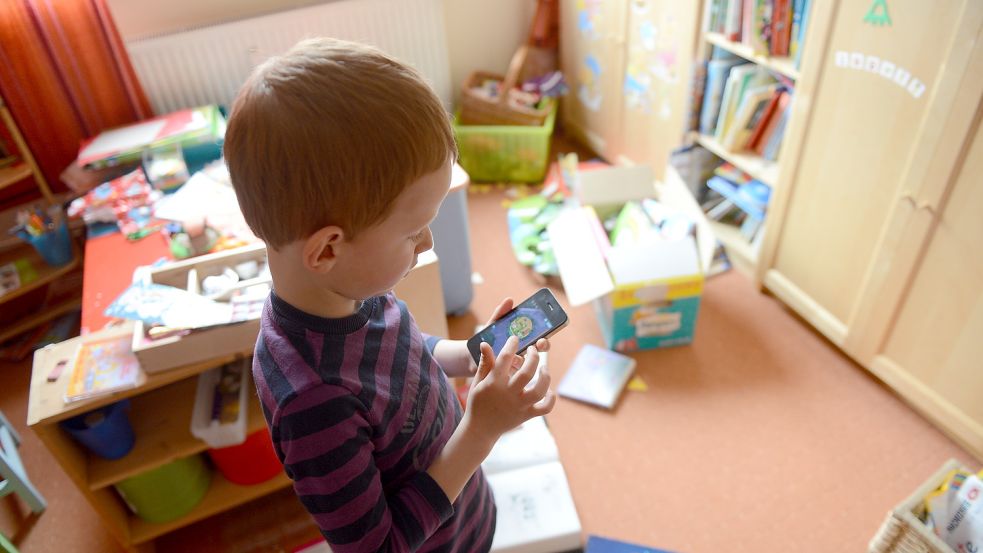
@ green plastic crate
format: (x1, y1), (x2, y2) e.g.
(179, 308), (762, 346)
(453, 104), (556, 183)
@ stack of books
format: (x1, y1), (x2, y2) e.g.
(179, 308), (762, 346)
(701, 163), (771, 244)
(706, 0), (814, 64)
(699, 53), (793, 162)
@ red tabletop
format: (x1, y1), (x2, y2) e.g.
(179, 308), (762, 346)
(80, 231), (172, 334)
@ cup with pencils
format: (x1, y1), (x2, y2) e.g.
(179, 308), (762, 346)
(9, 205), (73, 267)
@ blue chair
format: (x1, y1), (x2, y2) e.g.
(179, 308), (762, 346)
(0, 410), (45, 515)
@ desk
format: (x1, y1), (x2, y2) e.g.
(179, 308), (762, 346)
(80, 232), (171, 334)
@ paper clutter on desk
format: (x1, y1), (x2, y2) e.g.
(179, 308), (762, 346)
(104, 282), (239, 329)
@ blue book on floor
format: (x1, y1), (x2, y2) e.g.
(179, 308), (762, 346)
(586, 535), (678, 553)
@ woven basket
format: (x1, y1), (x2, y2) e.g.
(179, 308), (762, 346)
(868, 459), (963, 553)
(459, 45), (553, 127)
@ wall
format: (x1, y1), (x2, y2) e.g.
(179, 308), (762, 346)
(106, 0), (535, 102)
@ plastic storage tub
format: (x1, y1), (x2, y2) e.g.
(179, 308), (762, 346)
(453, 104), (556, 183)
(207, 429), (282, 485)
(114, 454), (211, 523)
(59, 400), (135, 460)
(190, 359), (249, 449)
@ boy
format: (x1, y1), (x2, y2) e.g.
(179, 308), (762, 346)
(224, 38), (556, 552)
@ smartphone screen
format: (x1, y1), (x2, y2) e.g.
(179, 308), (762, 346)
(469, 289), (567, 364)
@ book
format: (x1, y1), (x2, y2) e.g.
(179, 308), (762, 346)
(770, 0), (792, 56)
(706, 176), (771, 221)
(713, 64), (757, 142)
(794, 0), (813, 68)
(586, 535), (678, 553)
(789, 0), (806, 60)
(724, 0), (742, 41)
(752, 91), (791, 156)
(557, 344), (636, 410)
(64, 333), (142, 403)
(762, 105), (791, 161)
(746, 88), (784, 151)
(484, 417), (582, 553)
(721, 82), (779, 150)
(746, 0), (772, 55)
(698, 58), (743, 135)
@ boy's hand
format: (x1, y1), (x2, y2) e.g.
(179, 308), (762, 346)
(462, 335), (556, 447)
(477, 298), (551, 373)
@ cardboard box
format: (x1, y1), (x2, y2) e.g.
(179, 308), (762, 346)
(132, 244), (448, 374)
(548, 165), (704, 352)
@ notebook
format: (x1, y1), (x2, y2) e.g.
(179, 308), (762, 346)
(558, 344), (636, 410)
(484, 416), (582, 553)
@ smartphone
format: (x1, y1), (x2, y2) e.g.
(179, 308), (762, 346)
(467, 288), (568, 366)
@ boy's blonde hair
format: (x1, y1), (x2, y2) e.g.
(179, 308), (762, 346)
(224, 37), (456, 249)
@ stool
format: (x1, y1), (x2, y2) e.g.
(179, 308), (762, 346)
(0, 411), (45, 514)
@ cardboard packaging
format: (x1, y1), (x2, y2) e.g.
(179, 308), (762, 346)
(548, 165), (704, 352)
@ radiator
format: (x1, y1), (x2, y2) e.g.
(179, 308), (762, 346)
(124, 0), (452, 114)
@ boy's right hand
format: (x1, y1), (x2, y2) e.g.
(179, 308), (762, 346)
(462, 335), (556, 448)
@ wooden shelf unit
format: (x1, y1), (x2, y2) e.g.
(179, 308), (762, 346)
(705, 32), (800, 81)
(0, 163), (33, 191)
(87, 377), (269, 490)
(695, 133), (779, 189)
(129, 472), (292, 545)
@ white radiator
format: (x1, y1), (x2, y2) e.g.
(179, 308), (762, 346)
(125, 0), (452, 114)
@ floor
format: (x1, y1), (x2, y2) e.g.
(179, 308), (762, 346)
(0, 170), (977, 552)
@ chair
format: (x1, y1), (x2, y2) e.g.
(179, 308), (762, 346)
(0, 411), (45, 515)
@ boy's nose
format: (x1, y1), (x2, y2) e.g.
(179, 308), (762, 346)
(416, 227), (434, 253)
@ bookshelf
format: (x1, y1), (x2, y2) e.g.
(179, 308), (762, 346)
(694, 132), (779, 189)
(705, 32), (800, 81)
(689, 0), (817, 281)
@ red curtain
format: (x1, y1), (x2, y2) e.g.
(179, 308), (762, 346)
(0, 0), (151, 205)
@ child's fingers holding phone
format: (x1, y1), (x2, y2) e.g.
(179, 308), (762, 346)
(508, 345), (539, 392)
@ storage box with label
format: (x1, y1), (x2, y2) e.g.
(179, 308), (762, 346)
(548, 165), (704, 352)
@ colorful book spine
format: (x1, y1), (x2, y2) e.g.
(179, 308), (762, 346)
(699, 60), (740, 135)
(725, 0), (743, 41)
(771, 0), (792, 56)
(794, 0), (813, 68)
(789, 0), (806, 59)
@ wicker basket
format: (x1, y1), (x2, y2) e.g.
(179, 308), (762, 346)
(459, 45), (553, 127)
(868, 459), (964, 553)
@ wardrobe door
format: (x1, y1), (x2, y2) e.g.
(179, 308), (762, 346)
(619, 0), (701, 182)
(761, 0), (978, 346)
(559, 0), (628, 160)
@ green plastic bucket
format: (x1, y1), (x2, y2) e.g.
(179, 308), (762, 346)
(114, 454), (211, 523)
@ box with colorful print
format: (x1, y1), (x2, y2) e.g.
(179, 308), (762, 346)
(547, 165), (704, 352)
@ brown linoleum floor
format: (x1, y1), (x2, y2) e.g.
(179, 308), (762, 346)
(0, 178), (976, 553)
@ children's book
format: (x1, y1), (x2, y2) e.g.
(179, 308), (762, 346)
(698, 58), (744, 135)
(484, 416), (582, 553)
(64, 331), (142, 403)
(585, 535), (678, 553)
(721, 82), (779, 150)
(557, 344), (636, 410)
(713, 65), (766, 142)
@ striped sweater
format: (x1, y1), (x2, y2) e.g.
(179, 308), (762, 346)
(252, 291), (496, 552)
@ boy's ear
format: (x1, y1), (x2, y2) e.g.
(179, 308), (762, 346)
(301, 225), (346, 274)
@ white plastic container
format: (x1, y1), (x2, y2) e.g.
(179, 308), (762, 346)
(190, 358), (249, 448)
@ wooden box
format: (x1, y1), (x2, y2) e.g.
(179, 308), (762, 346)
(131, 243), (269, 374)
